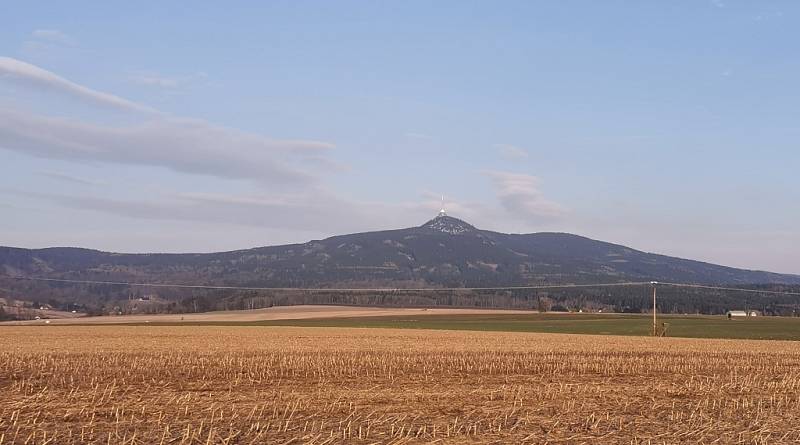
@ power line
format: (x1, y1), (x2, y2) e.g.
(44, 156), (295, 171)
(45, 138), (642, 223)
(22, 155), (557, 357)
(0, 275), (651, 292)
(2, 275), (800, 296)
(658, 282), (800, 297)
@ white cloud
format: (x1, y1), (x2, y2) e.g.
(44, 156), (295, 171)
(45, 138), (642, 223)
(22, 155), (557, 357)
(494, 144), (529, 160)
(0, 58), (556, 249)
(485, 171), (565, 221)
(0, 56), (157, 113)
(0, 108), (334, 186)
(0, 58), (340, 186)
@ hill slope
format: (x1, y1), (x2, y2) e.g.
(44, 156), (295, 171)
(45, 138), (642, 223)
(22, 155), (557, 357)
(2, 214), (798, 290)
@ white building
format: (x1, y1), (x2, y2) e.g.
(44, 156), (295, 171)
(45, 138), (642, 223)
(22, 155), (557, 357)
(726, 310), (759, 318)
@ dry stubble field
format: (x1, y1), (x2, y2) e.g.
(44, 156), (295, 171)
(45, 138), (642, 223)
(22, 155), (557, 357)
(1, 326), (800, 444)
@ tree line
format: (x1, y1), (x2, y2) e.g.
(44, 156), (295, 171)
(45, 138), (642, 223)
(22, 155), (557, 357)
(2, 278), (798, 319)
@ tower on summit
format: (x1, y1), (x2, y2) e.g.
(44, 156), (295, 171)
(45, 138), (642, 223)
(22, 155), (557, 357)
(438, 195), (447, 217)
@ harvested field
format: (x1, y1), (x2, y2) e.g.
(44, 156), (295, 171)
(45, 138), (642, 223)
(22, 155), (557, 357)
(1, 327), (800, 444)
(8, 307), (799, 341)
(0, 305), (541, 326)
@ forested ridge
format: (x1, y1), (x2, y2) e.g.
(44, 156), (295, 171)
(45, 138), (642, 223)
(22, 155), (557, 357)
(2, 215), (799, 318)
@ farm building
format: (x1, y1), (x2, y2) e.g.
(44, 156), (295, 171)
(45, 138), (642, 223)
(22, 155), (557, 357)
(726, 310), (759, 318)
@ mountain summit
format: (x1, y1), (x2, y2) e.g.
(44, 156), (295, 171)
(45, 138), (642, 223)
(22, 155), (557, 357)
(420, 215), (476, 235)
(2, 213), (799, 308)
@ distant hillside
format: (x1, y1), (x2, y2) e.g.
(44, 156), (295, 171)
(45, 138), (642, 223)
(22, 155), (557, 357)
(2, 214), (798, 286)
(1, 214), (799, 316)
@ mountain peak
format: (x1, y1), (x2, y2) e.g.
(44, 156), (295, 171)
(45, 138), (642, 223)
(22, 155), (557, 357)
(420, 214), (476, 235)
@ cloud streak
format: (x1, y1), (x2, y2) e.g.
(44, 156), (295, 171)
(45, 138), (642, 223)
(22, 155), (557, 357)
(485, 171), (565, 221)
(129, 72), (180, 88)
(0, 56), (157, 113)
(0, 108), (335, 185)
(0, 58), (340, 186)
(38, 170), (107, 186)
(128, 70), (209, 89)
(494, 144), (529, 160)
(6, 187), (443, 235)
(21, 29), (78, 56)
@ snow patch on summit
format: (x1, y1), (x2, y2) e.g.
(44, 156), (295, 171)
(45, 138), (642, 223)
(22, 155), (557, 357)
(422, 215), (475, 235)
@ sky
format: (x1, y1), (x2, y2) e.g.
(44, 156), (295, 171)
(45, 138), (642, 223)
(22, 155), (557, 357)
(1, 1), (798, 274)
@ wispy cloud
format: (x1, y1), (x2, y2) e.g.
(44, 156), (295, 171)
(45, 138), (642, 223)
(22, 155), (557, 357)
(485, 171), (565, 221)
(129, 72), (180, 88)
(21, 29), (78, 57)
(0, 57), (157, 113)
(0, 108), (333, 186)
(301, 155), (352, 173)
(0, 58), (341, 186)
(38, 170), (107, 186)
(754, 11), (784, 22)
(494, 144), (529, 160)
(128, 70), (209, 89)
(5, 187), (441, 234)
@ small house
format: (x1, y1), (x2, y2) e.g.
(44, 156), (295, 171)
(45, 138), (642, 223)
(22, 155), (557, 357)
(726, 310), (758, 318)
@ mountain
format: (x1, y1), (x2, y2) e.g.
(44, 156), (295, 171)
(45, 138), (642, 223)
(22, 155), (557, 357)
(2, 214), (799, 293)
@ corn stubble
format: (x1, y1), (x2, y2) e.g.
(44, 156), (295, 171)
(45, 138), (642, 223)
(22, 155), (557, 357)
(1, 326), (799, 444)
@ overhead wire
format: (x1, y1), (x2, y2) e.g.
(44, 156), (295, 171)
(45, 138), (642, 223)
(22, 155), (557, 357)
(3, 275), (800, 296)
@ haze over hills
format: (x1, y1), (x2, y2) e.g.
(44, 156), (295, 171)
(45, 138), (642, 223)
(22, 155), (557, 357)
(2, 213), (799, 289)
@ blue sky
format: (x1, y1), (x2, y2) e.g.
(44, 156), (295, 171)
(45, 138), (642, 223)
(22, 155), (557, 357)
(1, 1), (798, 274)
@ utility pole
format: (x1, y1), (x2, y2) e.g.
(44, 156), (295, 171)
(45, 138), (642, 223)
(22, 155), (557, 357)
(651, 281), (658, 336)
